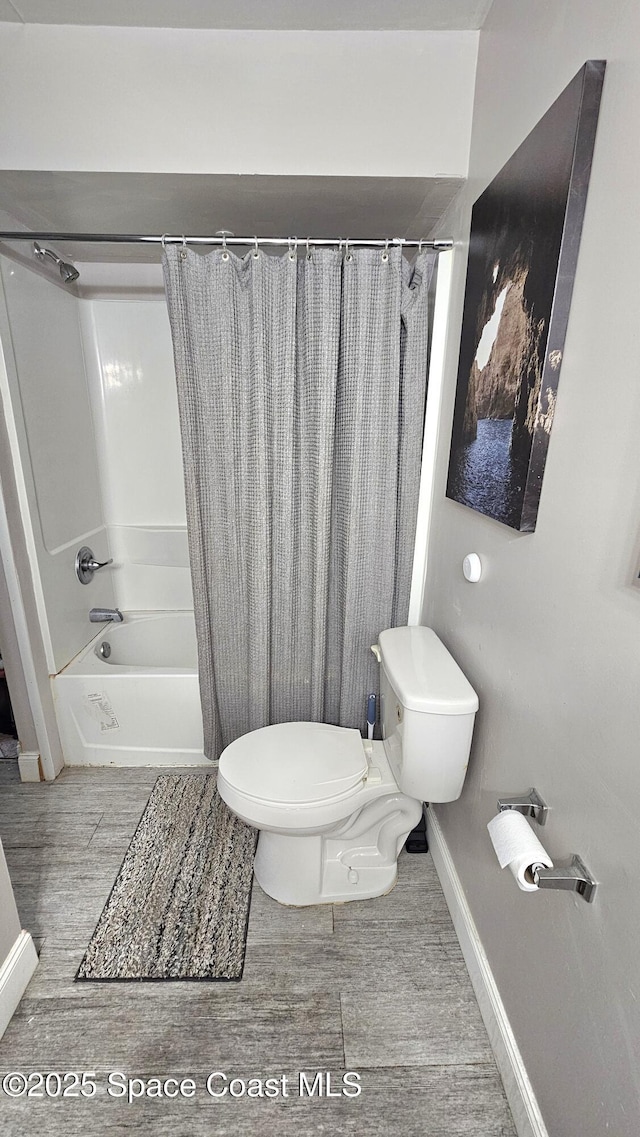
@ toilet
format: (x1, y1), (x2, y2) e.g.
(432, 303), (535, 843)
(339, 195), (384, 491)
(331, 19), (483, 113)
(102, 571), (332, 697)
(217, 626), (478, 906)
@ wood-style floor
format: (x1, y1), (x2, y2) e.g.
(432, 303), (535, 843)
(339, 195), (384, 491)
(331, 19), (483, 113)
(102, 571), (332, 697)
(0, 762), (516, 1135)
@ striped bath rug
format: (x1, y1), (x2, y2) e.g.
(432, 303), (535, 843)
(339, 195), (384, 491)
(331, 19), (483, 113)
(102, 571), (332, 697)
(76, 773), (257, 981)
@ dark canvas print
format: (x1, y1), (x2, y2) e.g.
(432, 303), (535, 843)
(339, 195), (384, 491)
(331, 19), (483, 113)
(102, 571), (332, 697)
(447, 61), (605, 531)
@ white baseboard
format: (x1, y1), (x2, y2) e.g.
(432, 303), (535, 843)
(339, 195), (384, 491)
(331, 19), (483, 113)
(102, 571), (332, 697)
(0, 931), (38, 1040)
(17, 750), (42, 782)
(427, 810), (548, 1137)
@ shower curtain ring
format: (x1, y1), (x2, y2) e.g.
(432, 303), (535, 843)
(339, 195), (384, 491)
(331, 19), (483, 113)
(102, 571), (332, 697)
(382, 238), (389, 262)
(221, 233), (229, 261)
(306, 237), (312, 260)
(161, 233), (168, 249)
(345, 239), (352, 263)
(253, 236), (259, 259)
(180, 235), (188, 260)
(288, 236), (298, 261)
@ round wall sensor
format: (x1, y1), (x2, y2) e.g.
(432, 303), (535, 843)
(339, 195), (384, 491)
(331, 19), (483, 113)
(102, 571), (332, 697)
(462, 553), (482, 582)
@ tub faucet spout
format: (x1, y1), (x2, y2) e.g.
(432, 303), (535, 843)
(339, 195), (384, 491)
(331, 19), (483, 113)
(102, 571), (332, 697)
(89, 607), (123, 623)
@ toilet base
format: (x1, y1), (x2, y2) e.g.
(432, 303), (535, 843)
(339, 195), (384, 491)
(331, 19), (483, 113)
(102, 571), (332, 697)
(253, 791), (423, 906)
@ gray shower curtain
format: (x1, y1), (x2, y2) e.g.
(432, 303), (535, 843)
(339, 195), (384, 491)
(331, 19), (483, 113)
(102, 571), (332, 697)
(163, 244), (434, 760)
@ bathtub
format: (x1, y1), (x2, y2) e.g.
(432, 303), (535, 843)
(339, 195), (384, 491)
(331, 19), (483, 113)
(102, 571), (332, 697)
(53, 611), (207, 767)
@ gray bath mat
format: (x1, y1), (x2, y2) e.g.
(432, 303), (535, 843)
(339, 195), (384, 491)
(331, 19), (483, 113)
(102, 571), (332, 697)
(76, 773), (257, 981)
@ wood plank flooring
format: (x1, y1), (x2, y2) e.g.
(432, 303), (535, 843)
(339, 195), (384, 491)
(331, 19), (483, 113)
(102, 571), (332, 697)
(0, 763), (516, 1136)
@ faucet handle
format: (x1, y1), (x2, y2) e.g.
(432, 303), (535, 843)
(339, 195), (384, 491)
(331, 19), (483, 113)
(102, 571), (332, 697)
(85, 557), (113, 572)
(75, 545), (113, 584)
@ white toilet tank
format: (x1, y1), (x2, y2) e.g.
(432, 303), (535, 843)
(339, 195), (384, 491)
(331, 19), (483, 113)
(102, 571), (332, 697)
(377, 626), (478, 803)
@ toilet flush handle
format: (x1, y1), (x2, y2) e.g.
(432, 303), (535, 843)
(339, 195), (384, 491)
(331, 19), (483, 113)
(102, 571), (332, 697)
(370, 644), (381, 663)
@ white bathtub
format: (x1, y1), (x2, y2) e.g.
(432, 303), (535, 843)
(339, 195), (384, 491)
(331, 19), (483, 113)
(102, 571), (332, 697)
(53, 611), (207, 767)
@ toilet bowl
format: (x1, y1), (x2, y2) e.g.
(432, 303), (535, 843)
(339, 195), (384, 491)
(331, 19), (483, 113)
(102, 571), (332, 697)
(218, 626), (478, 906)
(218, 721), (422, 904)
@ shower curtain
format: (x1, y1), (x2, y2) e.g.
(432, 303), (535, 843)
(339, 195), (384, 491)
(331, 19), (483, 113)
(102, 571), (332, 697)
(163, 244), (434, 761)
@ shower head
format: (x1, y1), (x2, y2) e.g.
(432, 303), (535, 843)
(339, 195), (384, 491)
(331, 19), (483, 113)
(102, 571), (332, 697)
(33, 241), (80, 283)
(59, 260), (80, 283)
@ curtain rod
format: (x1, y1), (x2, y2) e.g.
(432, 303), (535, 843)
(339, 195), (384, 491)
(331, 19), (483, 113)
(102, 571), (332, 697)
(0, 232), (453, 251)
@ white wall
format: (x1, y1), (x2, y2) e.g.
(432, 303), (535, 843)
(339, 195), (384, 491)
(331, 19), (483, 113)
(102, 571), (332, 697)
(0, 21), (480, 616)
(0, 841), (20, 966)
(79, 295), (192, 611)
(424, 4), (640, 1136)
(0, 258), (115, 673)
(0, 25), (476, 177)
(0, 839), (38, 1040)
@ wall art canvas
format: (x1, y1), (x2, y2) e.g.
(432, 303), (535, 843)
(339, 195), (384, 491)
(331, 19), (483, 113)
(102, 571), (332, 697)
(447, 60), (605, 531)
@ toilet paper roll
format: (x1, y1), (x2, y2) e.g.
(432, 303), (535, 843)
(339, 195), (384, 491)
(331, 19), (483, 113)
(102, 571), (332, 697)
(487, 810), (553, 892)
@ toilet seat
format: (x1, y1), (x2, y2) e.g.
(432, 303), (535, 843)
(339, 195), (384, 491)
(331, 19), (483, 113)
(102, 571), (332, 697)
(217, 721), (373, 831)
(219, 721), (368, 804)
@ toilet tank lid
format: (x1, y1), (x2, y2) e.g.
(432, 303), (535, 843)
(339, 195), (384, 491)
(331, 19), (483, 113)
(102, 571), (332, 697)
(378, 627), (479, 715)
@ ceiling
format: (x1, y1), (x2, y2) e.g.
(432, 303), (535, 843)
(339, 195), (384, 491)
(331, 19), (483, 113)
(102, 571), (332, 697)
(0, 0), (493, 32)
(0, 171), (463, 263)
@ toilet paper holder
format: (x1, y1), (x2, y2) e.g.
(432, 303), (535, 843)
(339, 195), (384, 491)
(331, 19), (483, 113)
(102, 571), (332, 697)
(497, 788), (548, 826)
(497, 789), (597, 902)
(532, 855), (597, 903)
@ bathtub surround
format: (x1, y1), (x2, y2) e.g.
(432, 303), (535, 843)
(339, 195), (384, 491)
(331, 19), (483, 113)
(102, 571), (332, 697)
(163, 245), (434, 760)
(0, 255), (115, 676)
(77, 773), (256, 981)
(79, 296), (194, 612)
